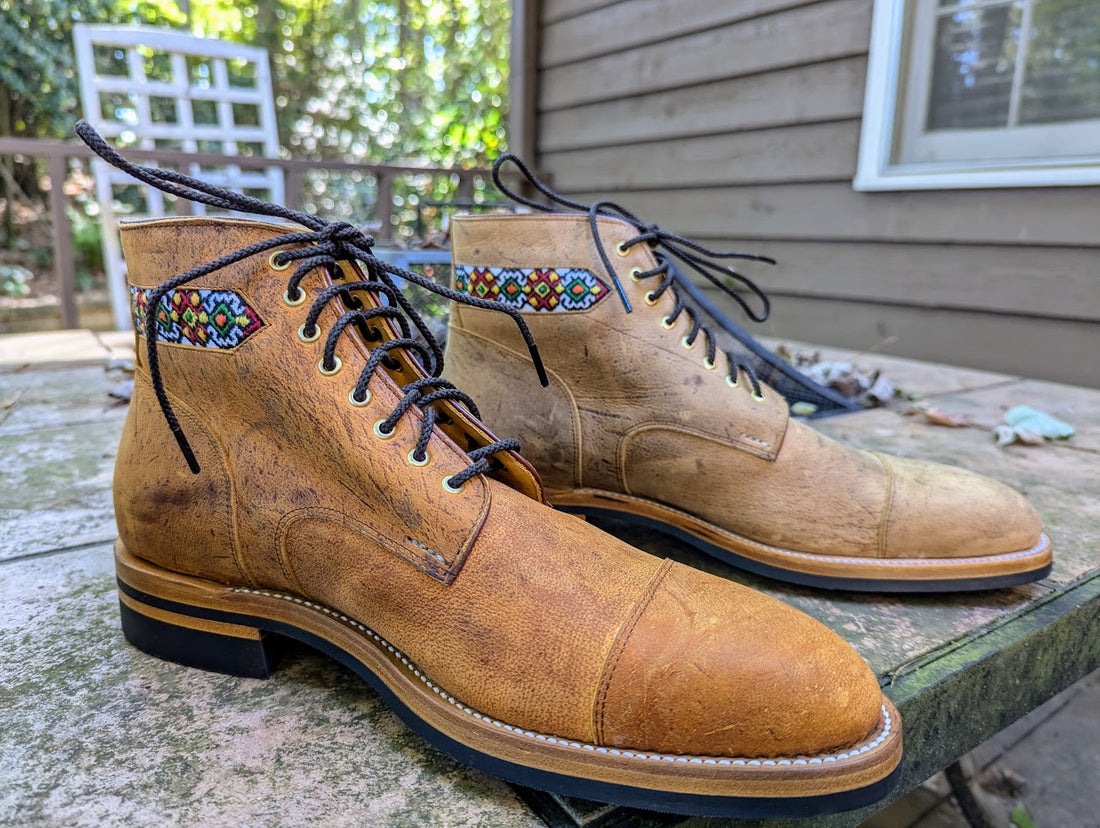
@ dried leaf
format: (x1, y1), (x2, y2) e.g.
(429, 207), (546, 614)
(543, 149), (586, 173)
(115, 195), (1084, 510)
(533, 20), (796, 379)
(923, 406), (971, 428)
(865, 373), (895, 404)
(109, 380), (134, 402)
(980, 765), (1027, 798)
(1014, 427), (1046, 445)
(994, 424), (1046, 447)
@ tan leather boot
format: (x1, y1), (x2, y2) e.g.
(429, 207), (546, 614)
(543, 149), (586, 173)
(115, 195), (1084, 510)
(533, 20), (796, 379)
(79, 123), (902, 816)
(442, 157), (1051, 593)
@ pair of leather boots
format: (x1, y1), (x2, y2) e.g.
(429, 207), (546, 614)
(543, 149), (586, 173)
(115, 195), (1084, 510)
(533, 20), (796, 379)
(80, 124), (1051, 818)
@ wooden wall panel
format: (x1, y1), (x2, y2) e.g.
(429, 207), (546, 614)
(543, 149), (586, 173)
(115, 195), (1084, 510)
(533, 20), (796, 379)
(541, 0), (871, 109)
(541, 57), (868, 151)
(562, 183), (1100, 247)
(542, 0), (827, 67)
(541, 121), (860, 189)
(704, 291), (1100, 389)
(532, 0), (1100, 385)
(692, 240), (1100, 320)
(541, 0), (620, 26)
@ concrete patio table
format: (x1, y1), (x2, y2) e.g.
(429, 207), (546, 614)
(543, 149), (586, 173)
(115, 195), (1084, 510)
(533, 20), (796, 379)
(2, 329), (1097, 827)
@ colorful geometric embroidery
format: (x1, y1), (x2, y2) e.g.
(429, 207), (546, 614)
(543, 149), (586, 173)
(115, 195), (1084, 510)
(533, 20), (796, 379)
(130, 287), (264, 349)
(454, 265), (610, 312)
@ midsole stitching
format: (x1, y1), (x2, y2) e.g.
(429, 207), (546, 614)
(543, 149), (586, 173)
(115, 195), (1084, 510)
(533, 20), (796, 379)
(561, 491), (1051, 567)
(231, 587), (894, 767)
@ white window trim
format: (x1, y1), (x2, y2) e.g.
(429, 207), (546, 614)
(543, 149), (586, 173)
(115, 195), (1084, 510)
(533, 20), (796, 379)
(854, 0), (1100, 191)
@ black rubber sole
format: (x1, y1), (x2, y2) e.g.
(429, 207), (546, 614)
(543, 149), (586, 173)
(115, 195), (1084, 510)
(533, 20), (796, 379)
(557, 505), (1053, 593)
(117, 578), (901, 818)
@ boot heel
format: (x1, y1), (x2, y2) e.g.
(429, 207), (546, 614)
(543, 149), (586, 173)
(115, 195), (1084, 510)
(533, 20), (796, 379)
(118, 588), (279, 679)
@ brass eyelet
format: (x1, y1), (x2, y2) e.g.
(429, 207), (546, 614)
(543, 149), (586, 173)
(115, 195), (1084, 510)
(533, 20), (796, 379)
(270, 251), (291, 272)
(348, 387), (371, 407)
(659, 316), (676, 330)
(726, 375), (740, 388)
(703, 356), (717, 370)
(615, 241), (631, 258)
(318, 356), (342, 376)
(442, 476), (466, 494)
(644, 291), (659, 306)
(373, 419), (397, 439)
(751, 391), (767, 402)
(629, 267), (643, 283)
(283, 288), (306, 307)
(680, 336), (696, 351)
(407, 449), (430, 467)
(298, 323), (320, 343)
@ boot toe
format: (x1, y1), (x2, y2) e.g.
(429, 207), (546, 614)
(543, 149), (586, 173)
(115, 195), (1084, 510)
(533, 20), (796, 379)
(598, 563), (886, 759)
(883, 456), (1044, 559)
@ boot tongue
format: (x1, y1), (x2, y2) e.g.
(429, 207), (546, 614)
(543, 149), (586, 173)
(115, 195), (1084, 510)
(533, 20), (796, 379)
(326, 263), (547, 503)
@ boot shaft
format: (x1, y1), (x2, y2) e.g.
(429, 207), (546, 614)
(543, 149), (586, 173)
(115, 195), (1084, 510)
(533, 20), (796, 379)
(115, 216), (542, 590)
(445, 213), (788, 493)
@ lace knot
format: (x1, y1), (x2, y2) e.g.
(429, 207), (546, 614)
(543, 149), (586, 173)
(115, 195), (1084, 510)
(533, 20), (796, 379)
(75, 119), (545, 482)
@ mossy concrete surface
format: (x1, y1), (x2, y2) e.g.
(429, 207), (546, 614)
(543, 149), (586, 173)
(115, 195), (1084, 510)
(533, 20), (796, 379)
(2, 331), (1098, 828)
(0, 332), (539, 828)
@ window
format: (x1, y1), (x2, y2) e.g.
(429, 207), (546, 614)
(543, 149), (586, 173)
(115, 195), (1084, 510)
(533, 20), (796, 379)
(855, 0), (1100, 190)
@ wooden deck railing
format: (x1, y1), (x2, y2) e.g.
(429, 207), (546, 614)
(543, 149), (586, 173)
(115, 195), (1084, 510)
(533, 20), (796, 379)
(0, 136), (481, 328)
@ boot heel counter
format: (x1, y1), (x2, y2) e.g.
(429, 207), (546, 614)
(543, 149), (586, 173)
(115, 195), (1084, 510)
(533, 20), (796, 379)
(114, 372), (245, 584)
(444, 323), (580, 491)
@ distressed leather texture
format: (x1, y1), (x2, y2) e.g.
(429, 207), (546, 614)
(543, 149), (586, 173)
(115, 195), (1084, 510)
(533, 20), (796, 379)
(445, 213), (1043, 561)
(114, 216), (886, 757)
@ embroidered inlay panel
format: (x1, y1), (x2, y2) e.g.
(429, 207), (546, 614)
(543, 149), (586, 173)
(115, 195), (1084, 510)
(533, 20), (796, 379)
(131, 287), (264, 348)
(454, 265), (610, 312)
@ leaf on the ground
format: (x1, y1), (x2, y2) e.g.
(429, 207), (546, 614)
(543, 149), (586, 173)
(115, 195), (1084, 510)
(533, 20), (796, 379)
(979, 764), (1027, 798)
(1004, 405), (1075, 439)
(109, 379), (134, 402)
(1010, 802), (1036, 828)
(922, 405), (972, 428)
(793, 356), (900, 406)
(865, 372), (895, 404)
(994, 424), (1045, 446)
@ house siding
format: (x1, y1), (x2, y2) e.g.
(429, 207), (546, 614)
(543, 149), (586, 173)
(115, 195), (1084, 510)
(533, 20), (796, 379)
(531, 0), (1100, 388)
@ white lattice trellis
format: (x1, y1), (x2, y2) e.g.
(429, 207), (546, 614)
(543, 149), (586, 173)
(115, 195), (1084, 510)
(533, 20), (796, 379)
(73, 24), (283, 330)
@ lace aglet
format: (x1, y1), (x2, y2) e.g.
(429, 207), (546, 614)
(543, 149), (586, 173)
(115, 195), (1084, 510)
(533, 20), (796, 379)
(530, 343), (549, 387)
(613, 280), (633, 313)
(172, 428), (202, 474)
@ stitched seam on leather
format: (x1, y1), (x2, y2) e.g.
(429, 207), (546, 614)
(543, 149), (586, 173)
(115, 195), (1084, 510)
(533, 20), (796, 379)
(155, 373), (251, 586)
(561, 489), (1051, 565)
(234, 586), (896, 764)
(620, 422), (778, 469)
(592, 559), (674, 745)
(278, 507), (464, 583)
(872, 452), (895, 559)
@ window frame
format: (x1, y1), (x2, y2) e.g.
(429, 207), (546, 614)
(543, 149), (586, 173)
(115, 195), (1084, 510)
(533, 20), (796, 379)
(854, 0), (1100, 191)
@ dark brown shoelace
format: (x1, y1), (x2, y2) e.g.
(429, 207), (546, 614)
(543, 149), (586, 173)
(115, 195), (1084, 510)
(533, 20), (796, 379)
(77, 121), (545, 487)
(492, 153), (775, 396)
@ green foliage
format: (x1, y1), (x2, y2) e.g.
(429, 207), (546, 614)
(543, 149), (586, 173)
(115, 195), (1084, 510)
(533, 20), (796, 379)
(67, 205), (105, 290)
(0, 0), (511, 166)
(0, 264), (32, 297)
(1010, 802), (1036, 828)
(0, 0), (187, 139)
